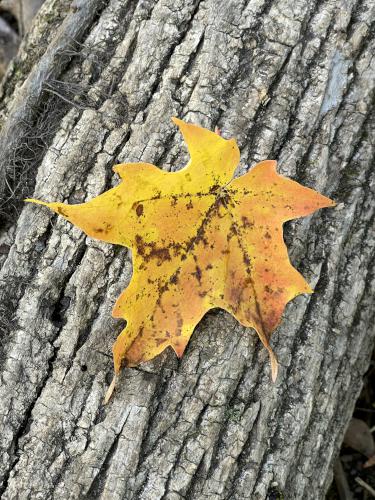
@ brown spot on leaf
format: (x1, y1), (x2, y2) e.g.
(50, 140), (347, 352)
(93, 222), (113, 234)
(229, 287), (242, 308)
(170, 274), (179, 285)
(57, 206), (68, 217)
(136, 204), (144, 216)
(241, 216), (254, 228)
(209, 184), (220, 194)
(192, 265), (202, 283)
(135, 235), (145, 256)
(175, 315), (183, 338)
(243, 254), (251, 266)
(114, 193), (123, 207)
(135, 235), (171, 264)
(186, 199), (193, 209)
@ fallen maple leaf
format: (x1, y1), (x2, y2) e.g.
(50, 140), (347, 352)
(26, 118), (335, 397)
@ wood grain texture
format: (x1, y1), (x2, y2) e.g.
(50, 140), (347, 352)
(0, 0), (374, 498)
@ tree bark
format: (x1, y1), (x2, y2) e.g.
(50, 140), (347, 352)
(1, 0), (47, 36)
(0, 0), (374, 499)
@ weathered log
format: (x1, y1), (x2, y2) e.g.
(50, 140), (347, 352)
(1, 0), (46, 36)
(0, 17), (19, 80)
(0, 0), (374, 498)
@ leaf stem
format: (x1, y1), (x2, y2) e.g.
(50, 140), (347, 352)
(103, 374), (118, 405)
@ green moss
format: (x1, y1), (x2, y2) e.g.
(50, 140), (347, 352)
(226, 407), (242, 422)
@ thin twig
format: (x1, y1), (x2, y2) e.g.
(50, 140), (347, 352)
(334, 459), (353, 500)
(355, 477), (375, 497)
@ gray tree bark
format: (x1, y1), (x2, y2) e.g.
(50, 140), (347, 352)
(1, 0), (46, 35)
(0, 0), (374, 499)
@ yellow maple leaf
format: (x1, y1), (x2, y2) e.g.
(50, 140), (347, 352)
(26, 118), (335, 398)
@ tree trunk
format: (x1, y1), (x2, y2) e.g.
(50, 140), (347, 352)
(0, 0), (374, 498)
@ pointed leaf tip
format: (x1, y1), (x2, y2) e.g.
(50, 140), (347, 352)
(24, 198), (50, 207)
(171, 116), (181, 125)
(270, 351), (279, 382)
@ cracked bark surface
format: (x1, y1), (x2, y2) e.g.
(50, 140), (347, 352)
(0, 0), (374, 498)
